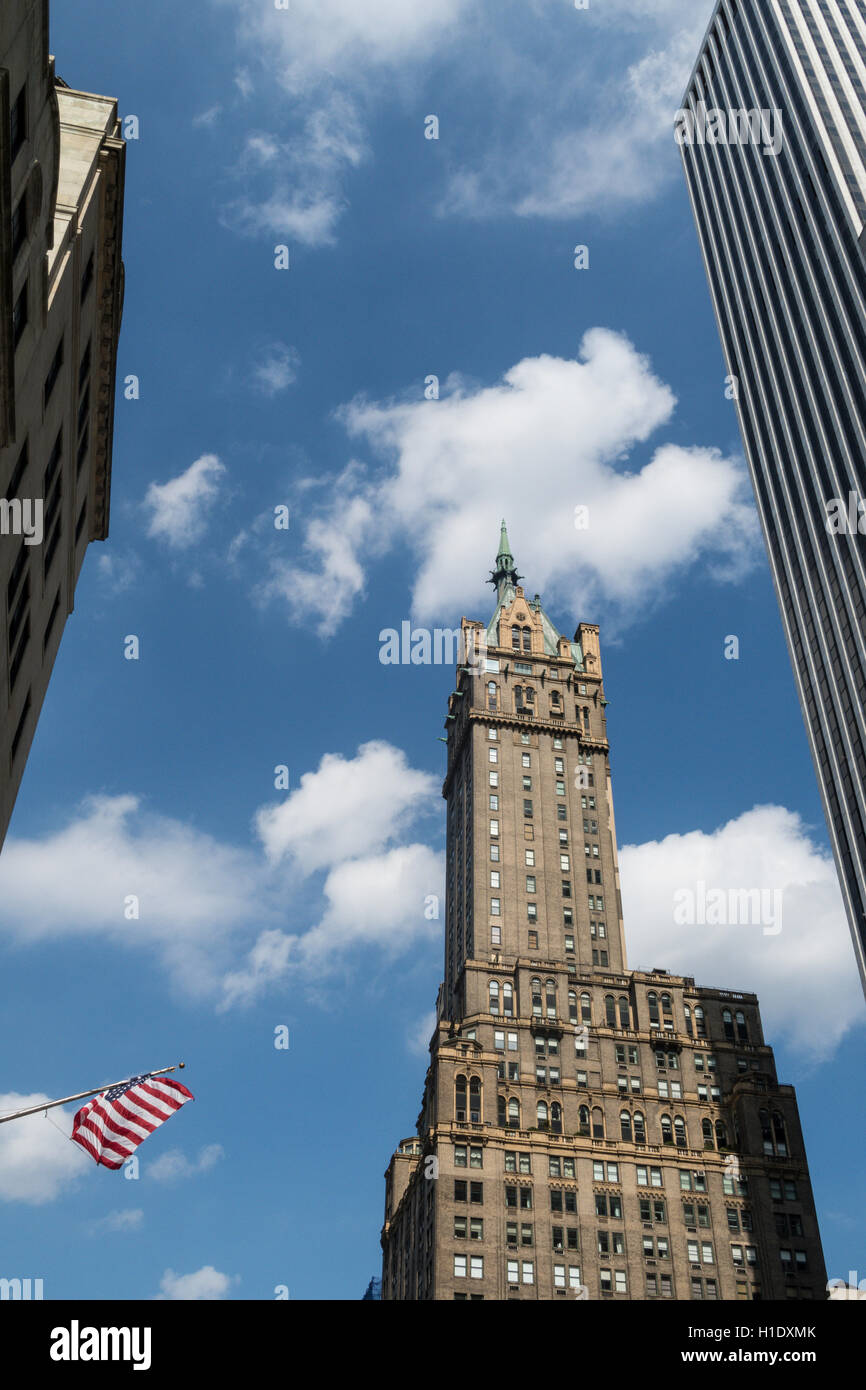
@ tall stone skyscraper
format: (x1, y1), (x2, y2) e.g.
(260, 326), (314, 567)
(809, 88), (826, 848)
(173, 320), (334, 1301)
(0, 0), (125, 848)
(381, 525), (826, 1302)
(678, 0), (866, 994)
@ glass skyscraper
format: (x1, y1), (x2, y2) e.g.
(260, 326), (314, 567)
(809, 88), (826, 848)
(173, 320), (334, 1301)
(679, 0), (866, 992)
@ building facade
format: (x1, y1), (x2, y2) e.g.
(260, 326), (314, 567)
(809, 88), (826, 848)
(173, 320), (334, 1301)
(678, 0), (866, 993)
(381, 525), (826, 1301)
(0, 0), (125, 848)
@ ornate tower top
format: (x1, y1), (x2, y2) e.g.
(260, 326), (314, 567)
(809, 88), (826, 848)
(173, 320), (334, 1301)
(488, 519), (522, 601)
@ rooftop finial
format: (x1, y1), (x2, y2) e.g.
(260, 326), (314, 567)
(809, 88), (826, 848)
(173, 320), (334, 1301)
(489, 519), (521, 596)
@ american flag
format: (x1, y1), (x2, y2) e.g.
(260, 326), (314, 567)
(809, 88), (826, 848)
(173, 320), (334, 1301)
(71, 1074), (194, 1169)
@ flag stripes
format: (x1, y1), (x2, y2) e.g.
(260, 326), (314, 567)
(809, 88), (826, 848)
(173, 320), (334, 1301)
(72, 1075), (194, 1169)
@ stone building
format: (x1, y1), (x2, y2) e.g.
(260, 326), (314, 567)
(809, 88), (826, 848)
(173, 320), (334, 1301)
(0, 0), (125, 847)
(381, 524), (826, 1301)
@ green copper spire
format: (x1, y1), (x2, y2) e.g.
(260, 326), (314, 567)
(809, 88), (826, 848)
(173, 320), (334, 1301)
(489, 518), (522, 597)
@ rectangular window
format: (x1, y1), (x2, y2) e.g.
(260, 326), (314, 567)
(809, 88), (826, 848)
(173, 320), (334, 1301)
(11, 193), (27, 261)
(491, 925), (501, 945)
(490, 871), (500, 889)
(490, 898), (500, 916)
(470, 1256), (483, 1279)
(44, 337), (64, 408)
(489, 747), (498, 763)
(521, 1262), (534, 1285)
(507, 1260), (519, 1285)
(523, 800), (533, 818)
(525, 849), (535, 866)
(489, 771), (498, 787)
(81, 250), (95, 302)
(10, 83), (27, 162)
(490, 843), (500, 861)
(13, 281), (28, 348)
(454, 1145), (467, 1167)
(454, 1255), (467, 1278)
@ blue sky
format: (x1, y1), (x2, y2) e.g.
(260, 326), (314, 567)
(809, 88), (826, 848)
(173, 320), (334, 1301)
(0, 0), (863, 1300)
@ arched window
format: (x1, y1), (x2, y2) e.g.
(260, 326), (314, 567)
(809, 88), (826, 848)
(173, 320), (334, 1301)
(568, 991), (577, 1022)
(551, 1102), (562, 1135)
(469, 1076), (481, 1123)
(634, 1111), (646, 1145)
(580, 992), (592, 1023)
(605, 995), (616, 1028)
(537, 1100), (549, 1131)
(508, 1097), (520, 1129)
(578, 1105), (590, 1136)
(694, 1005), (706, 1038)
(592, 1107), (604, 1139)
(512, 626), (521, 650)
(660, 1114), (673, 1145)
(772, 1112), (788, 1156)
(497, 1094), (506, 1125)
(503, 982), (514, 1017)
(489, 980), (500, 1014)
(716, 1120), (728, 1150)
(702, 1118), (714, 1150)
(487, 681), (498, 712)
(618, 997), (630, 1029)
(550, 690), (562, 711)
(531, 979), (543, 1017)
(648, 992), (660, 1026)
(545, 980), (557, 1019)
(674, 1116), (687, 1148)
(515, 685), (524, 711)
(455, 1075), (467, 1121)
(684, 1004), (693, 1036)
(759, 1108), (774, 1155)
(736, 1010), (749, 1042)
(522, 627), (531, 653)
(722, 1007), (734, 1040)
(620, 1110), (632, 1142)
(661, 993), (672, 1017)
(525, 687), (535, 706)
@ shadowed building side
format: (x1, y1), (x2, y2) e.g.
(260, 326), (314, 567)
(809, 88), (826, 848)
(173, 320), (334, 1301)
(0, 0), (125, 848)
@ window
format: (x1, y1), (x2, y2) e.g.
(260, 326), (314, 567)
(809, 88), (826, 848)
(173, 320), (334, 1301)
(454, 1255), (467, 1278)
(11, 192), (27, 261)
(489, 819), (499, 838)
(490, 898), (500, 916)
(455, 1144), (468, 1167)
(489, 747), (498, 763)
(81, 249), (95, 303)
(13, 281), (28, 348)
(491, 925), (501, 946)
(523, 799), (533, 819)
(525, 849), (535, 866)
(490, 871), (500, 889)
(10, 83), (27, 162)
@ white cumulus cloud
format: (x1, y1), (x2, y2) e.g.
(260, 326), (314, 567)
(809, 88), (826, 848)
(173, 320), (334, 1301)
(157, 1266), (237, 1301)
(143, 454), (226, 549)
(620, 805), (864, 1059)
(260, 330), (759, 636)
(147, 1144), (225, 1183)
(0, 1098), (81, 1205)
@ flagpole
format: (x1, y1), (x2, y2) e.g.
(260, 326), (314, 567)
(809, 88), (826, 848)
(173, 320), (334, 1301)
(0, 1064), (185, 1126)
